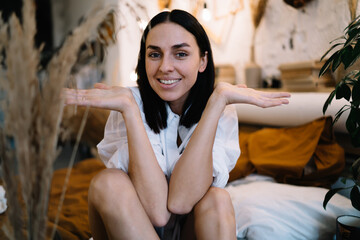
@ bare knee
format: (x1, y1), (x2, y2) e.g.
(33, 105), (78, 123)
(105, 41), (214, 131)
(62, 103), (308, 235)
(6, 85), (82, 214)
(193, 187), (236, 239)
(88, 168), (169, 227)
(195, 187), (235, 219)
(88, 168), (133, 209)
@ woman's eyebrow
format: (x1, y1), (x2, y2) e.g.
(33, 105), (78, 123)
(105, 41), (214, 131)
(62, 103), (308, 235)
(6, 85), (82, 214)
(172, 43), (190, 49)
(147, 45), (161, 50)
(146, 43), (191, 51)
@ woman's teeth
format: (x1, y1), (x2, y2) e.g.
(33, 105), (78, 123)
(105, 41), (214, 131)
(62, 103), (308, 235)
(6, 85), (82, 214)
(159, 79), (180, 85)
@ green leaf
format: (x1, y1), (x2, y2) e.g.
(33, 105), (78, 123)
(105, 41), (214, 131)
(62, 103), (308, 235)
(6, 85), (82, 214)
(319, 53), (338, 77)
(323, 90), (336, 114)
(336, 83), (351, 100)
(319, 42), (344, 63)
(332, 51), (342, 72)
(347, 18), (360, 38)
(351, 158), (360, 181)
(342, 45), (354, 69)
(349, 108), (360, 129)
(344, 32), (359, 48)
(349, 41), (360, 68)
(346, 109), (357, 132)
(350, 186), (360, 211)
(333, 105), (351, 124)
(319, 60), (332, 77)
(346, 15), (360, 31)
(353, 82), (360, 102)
(323, 188), (346, 209)
(350, 126), (360, 148)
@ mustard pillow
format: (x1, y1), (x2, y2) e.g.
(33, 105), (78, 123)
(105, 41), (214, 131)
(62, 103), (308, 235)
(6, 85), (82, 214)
(229, 130), (255, 182)
(247, 117), (345, 187)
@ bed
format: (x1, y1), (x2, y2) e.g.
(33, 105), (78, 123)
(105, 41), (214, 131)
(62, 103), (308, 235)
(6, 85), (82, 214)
(1, 92), (359, 240)
(48, 113), (358, 240)
(54, 100), (360, 239)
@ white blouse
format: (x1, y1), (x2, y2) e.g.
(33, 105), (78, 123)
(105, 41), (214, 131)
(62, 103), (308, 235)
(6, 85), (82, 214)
(97, 87), (240, 188)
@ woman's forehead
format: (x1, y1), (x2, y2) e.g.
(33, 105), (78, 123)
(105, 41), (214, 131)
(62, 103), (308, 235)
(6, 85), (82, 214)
(145, 22), (197, 49)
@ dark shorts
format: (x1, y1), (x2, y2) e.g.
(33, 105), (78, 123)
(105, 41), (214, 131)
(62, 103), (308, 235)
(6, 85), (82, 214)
(154, 214), (187, 240)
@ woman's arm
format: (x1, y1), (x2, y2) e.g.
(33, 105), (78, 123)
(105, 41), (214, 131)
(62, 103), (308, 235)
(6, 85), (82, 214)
(63, 83), (171, 226)
(167, 82), (290, 214)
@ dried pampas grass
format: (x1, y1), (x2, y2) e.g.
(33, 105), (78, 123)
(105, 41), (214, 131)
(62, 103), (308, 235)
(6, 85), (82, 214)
(0, 0), (115, 239)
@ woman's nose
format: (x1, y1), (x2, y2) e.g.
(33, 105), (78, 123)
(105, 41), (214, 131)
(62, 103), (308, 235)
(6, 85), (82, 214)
(159, 55), (174, 72)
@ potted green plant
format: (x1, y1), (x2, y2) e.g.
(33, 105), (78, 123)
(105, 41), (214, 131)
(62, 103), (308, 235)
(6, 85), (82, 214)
(319, 13), (360, 239)
(318, 13), (360, 239)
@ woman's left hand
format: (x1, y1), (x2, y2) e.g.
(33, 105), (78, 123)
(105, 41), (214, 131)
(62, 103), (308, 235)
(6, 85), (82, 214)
(212, 82), (291, 108)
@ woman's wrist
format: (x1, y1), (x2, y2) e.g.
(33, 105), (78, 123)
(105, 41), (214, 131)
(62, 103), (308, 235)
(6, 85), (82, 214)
(121, 95), (141, 122)
(208, 86), (227, 111)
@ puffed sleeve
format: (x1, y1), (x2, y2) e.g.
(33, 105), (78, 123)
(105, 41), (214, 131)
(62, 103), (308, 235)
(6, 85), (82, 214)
(212, 104), (240, 188)
(97, 110), (129, 170)
(96, 87), (166, 173)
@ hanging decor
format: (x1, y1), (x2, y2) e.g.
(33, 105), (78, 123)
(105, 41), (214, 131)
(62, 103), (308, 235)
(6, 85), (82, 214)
(192, 0), (244, 44)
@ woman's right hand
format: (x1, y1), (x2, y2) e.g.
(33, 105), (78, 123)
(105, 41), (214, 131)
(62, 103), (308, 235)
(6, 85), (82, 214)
(62, 83), (137, 113)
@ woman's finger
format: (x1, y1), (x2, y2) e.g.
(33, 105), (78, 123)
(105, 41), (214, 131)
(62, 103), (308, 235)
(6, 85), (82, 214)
(94, 82), (111, 90)
(236, 84), (247, 88)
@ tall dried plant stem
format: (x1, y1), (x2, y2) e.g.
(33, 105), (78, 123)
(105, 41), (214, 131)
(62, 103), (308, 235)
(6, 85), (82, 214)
(0, 0), (116, 239)
(50, 106), (90, 239)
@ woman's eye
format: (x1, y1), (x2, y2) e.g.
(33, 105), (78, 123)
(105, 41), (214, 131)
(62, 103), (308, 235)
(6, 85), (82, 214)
(148, 52), (161, 58)
(176, 52), (188, 58)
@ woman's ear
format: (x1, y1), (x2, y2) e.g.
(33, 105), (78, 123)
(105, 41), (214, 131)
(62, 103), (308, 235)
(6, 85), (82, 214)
(198, 51), (208, 73)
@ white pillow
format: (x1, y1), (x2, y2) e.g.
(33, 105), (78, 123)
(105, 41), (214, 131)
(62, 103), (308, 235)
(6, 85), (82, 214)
(226, 174), (360, 240)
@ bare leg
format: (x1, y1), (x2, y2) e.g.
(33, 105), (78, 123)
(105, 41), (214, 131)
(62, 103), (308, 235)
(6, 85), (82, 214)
(191, 187), (237, 240)
(88, 168), (160, 240)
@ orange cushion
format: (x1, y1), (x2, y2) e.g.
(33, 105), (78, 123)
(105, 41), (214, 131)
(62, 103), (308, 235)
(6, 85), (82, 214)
(229, 117), (345, 187)
(229, 128), (255, 182)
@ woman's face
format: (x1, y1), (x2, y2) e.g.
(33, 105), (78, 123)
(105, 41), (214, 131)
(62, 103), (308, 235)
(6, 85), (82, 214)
(145, 22), (208, 115)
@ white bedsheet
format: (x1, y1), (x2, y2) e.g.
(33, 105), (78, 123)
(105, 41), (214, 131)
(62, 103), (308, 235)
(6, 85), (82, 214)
(226, 174), (359, 240)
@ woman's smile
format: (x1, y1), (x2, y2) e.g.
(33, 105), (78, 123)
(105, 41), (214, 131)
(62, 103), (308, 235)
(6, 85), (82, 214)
(158, 78), (181, 85)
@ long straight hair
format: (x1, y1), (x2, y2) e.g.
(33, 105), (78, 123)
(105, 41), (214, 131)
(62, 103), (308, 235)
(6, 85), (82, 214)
(136, 9), (215, 133)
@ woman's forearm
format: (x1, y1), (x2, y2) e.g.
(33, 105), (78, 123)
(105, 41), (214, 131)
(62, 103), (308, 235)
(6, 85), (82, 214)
(167, 92), (226, 214)
(122, 99), (171, 226)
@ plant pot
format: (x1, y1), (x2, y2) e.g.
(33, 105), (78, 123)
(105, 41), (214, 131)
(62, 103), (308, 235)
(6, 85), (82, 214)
(244, 61), (262, 88)
(336, 215), (360, 240)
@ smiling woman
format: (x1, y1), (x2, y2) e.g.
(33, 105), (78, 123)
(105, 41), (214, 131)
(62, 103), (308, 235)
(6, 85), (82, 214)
(145, 23), (208, 115)
(63, 9), (290, 240)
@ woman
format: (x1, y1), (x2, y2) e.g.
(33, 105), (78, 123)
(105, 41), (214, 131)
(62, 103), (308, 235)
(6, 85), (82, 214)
(64, 9), (290, 240)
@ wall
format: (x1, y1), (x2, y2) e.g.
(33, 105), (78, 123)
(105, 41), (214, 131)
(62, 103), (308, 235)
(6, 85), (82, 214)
(51, 0), (359, 86)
